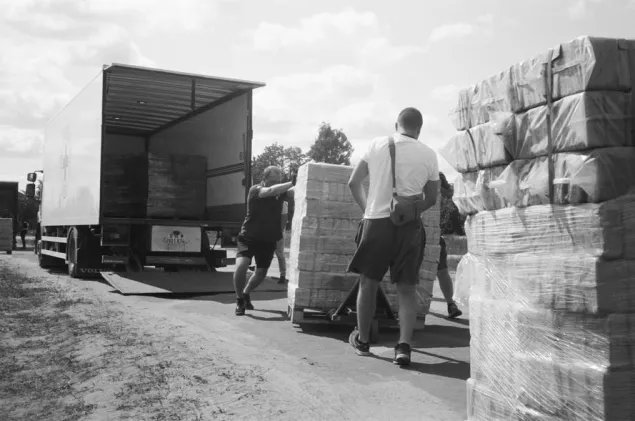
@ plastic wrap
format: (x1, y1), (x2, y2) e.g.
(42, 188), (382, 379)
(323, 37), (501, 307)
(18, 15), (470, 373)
(492, 91), (633, 160)
(454, 195), (635, 421)
(449, 36), (634, 131)
(450, 67), (515, 131)
(440, 122), (512, 173)
(490, 147), (635, 208)
(511, 36), (633, 113)
(452, 166), (509, 215)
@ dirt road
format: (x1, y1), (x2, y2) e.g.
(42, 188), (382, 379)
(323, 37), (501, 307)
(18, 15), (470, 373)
(1, 249), (470, 421)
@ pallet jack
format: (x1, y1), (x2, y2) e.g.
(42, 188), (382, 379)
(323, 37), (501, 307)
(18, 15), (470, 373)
(289, 277), (399, 343)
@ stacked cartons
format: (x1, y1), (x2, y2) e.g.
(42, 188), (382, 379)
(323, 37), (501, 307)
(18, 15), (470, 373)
(0, 218), (12, 253)
(444, 36), (635, 421)
(101, 152), (207, 220)
(288, 162), (441, 319)
(146, 153), (207, 220)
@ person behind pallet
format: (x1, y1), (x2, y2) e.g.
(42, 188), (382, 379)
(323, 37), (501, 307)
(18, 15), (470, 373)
(438, 172), (463, 319)
(347, 107), (440, 366)
(19, 219), (29, 250)
(234, 165), (295, 316)
(274, 200), (289, 285)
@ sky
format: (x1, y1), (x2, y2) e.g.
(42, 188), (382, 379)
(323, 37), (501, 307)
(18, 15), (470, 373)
(2, 0), (635, 189)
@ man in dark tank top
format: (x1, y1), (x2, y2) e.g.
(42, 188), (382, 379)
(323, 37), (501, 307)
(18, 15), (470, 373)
(234, 166), (295, 316)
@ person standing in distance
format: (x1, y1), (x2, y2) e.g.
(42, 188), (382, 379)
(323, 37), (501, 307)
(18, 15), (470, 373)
(438, 172), (463, 319)
(347, 107), (440, 366)
(234, 166), (295, 316)
(274, 200), (289, 284)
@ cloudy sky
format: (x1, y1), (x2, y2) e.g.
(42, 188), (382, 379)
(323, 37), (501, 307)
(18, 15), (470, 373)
(1, 0), (635, 189)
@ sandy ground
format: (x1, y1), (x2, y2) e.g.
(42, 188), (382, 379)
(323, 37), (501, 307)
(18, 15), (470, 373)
(1, 245), (470, 421)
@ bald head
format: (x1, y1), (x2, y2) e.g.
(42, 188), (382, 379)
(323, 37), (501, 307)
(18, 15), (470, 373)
(396, 107), (424, 138)
(262, 165), (282, 187)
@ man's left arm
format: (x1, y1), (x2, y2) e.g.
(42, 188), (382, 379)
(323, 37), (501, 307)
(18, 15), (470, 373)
(348, 160), (369, 214)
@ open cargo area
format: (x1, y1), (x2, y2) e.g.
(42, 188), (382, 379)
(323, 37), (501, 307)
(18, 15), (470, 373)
(42, 64), (265, 233)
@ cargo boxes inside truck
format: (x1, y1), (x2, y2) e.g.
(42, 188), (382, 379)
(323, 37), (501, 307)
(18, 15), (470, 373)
(101, 152), (207, 220)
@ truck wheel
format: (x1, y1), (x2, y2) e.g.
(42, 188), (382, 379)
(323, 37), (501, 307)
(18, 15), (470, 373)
(67, 229), (80, 278)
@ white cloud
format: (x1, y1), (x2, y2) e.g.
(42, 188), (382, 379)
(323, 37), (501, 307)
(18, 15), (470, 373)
(429, 23), (474, 43)
(430, 85), (461, 103)
(568, 0), (605, 19)
(0, 0), (210, 166)
(428, 14), (496, 44)
(253, 8), (378, 51)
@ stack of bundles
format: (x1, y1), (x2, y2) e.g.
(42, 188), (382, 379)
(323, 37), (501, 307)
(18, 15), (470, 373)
(444, 36), (635, 421)
(0, 218), (12, 252)
(288, 162), (441, 319)
(440, 36), (635, 215)
(102, 152), (207, 220)
(146, 153), (207, 220)
(102, 153), (148, 218)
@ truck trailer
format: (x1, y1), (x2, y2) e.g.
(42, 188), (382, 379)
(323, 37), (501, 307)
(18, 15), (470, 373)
(0, 181), (19, 252)
(25, 64), (265, 278)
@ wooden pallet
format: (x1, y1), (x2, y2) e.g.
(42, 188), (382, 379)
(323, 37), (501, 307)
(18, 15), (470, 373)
(288, 278), (400, 342)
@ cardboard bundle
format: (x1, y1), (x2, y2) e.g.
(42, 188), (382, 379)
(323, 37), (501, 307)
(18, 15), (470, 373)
(451, 36), (634, 131)
(288, 162), (441, 318)
(443, 36), (635, 218)
(0, 218), (12, 252)
(454, 196), (635, 420)
(146, 153), (207, 220)
(101, 152), (207, 220)
(102, 153), (148, 218)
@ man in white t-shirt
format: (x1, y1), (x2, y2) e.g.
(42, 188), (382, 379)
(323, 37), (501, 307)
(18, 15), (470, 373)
(346, 107), (440, 366)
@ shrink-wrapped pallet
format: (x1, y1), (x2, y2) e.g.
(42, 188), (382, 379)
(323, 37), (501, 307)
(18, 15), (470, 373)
(450, 36), (634, 130)
(288, 162), (441, 318)
(450, 68), (516, 131)
(452, 166), (509, 215)
(468, 298), (635, 421)
(463, 197), (635, 259)
(454, 195), (635, 421)
(0, 218), (12, 252)
(440, 122), (512, 173)
(456, 252), (635, 314)
(491, 147), (635, 208)
(511, 36), (633, 113)
(495, 91), (633, 160)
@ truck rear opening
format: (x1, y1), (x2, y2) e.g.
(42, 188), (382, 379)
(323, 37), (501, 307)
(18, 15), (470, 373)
(29, 64), (265, 277)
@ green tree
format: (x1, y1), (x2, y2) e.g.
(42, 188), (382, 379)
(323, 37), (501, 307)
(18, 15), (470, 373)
(307, 122), (353, 165)
(251, 143), (308, 184)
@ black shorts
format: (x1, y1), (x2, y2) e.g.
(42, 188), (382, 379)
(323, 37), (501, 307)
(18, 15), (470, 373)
(236, 235), (276, 269)
(438, 236), (448, 271)
(347, 217), (425, 285)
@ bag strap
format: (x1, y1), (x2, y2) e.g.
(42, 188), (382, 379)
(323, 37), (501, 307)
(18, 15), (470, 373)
(388, 136), (397, 197)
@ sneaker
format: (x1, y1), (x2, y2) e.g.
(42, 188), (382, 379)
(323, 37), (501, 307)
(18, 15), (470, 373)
(243, 293), (254, 310)
(393, 343), (411, 366)
(235, 298), (246, 316)
(277, 276), (287, 285)
(448, 302), (463, 319)
(348, 328), (371, 356)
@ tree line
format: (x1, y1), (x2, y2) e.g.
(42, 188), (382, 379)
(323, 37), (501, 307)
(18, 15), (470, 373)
(252, 122), (464, 235)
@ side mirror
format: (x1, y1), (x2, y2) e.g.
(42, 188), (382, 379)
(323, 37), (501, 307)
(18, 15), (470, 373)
(27, 173), (37, 182)
(25, 183), (35, 198)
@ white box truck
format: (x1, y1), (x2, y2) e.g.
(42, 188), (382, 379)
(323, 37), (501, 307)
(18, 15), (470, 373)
(25, 63), (265, 279)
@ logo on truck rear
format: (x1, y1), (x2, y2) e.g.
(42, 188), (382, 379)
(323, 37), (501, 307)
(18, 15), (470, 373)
(164, 230), (189, 246)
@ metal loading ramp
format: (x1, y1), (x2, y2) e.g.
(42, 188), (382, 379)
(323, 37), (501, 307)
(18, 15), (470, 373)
(101, 270), (288, 295)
